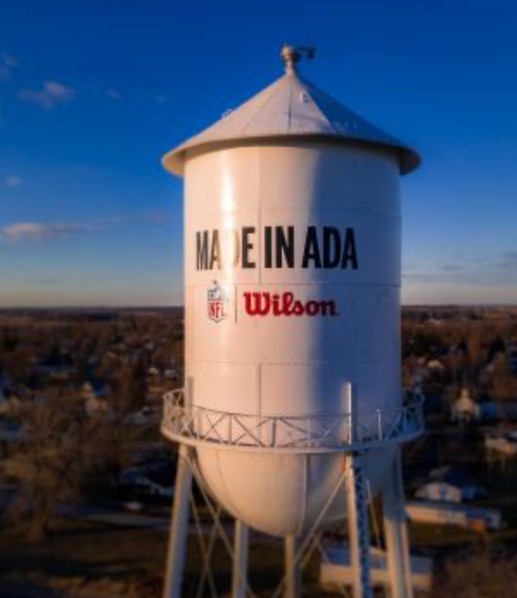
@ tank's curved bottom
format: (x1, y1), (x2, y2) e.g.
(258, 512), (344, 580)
(195, 446), (395, 537)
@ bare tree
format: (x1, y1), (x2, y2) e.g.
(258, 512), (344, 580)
(2, 394), (133, 541)
(434, 551), (517, 597)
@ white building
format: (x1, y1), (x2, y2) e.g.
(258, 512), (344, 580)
(415, 482), (462, 503)
(485, 433), (517, 457)
(415, 466), (484, 503)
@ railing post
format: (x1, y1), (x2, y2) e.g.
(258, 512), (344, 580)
(342, 382), (357, 445)
(185, 377), (193, 411)
(197, 409), (202, 439)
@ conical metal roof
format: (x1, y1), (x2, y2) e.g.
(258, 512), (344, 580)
(163, 54), (420, 176)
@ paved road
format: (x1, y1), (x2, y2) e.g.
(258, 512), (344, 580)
(65, 504), (171, 530)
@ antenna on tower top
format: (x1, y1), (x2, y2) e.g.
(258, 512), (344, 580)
(281, 44), (315, 74)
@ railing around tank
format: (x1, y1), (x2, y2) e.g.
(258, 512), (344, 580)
(161, 389), (425, 453)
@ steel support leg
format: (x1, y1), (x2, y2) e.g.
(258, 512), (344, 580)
(284, 535), (301, 598)
(163, 443), (193, 598)
(346, 455), (373, 598)
(232, 519), (249, 598)
(383, 449), (413, 598)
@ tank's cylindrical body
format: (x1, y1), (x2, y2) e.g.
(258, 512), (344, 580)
(183, 140), (401, 536)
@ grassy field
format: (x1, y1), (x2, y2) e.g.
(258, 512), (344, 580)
(2, 515), (517, 597)
(0, 520), (166, 597)
(0, 518), (347, 597)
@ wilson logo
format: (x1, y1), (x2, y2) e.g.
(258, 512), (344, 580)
(243, 292), (338, 317)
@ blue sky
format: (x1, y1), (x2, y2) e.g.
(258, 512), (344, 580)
(1, 0), (517, 306)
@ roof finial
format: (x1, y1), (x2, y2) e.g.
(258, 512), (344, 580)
(281, 44), (315, 74)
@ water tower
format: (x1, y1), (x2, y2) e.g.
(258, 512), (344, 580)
(161, 46), (424, 597)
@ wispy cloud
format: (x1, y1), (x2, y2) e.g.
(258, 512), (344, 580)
(138, 209), (170, 224)
(5, 175), (23, 188)
(0, 54), (18, 81)
(402, 272), (438, 282)
(402, 261), (467, 281)
(442, 263), (465, 272)
(107, 89), (122, 100)
(0, 210), (168, 246)
(1, 221), (89, 243)
(18, 80), (74, 109)
(403, 250), (517, 289)
(29, 277), (64, 286)
(497, 251), (517, 270)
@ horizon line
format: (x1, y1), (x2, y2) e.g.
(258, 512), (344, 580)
(0, 303), (517, 311)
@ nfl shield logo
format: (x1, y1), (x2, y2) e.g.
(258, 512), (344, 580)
(207, 281), (229, 323)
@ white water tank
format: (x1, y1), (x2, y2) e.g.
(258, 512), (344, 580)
(163, 50), (419, 537)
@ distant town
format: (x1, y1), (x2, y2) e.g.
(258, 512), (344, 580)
(1, 306), (517, 596)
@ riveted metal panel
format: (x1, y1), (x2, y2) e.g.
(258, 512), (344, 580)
(180, 141), (403, 535)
